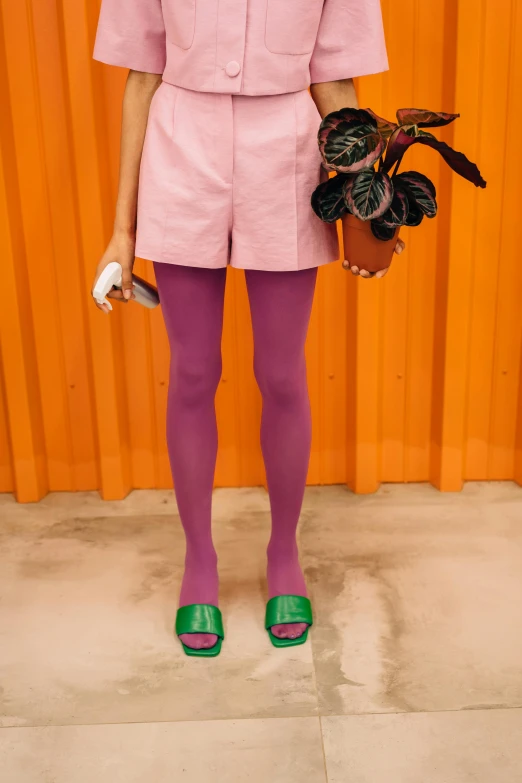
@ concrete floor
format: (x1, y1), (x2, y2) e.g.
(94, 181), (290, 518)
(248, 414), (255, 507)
(1, 483), (521, 781)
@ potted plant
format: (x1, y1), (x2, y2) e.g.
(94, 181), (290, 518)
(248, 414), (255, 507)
(311, 108), (487, 273)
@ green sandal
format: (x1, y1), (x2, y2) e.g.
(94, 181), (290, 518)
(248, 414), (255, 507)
(175, 604), (224, 658)
(265, 595), (313, 648)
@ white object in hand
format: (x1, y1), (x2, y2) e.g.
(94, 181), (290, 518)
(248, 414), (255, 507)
(92, 262), (160, 310)
(92, 262), (124, 311)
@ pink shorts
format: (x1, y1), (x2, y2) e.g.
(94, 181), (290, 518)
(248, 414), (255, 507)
(135, 83), (339, 272)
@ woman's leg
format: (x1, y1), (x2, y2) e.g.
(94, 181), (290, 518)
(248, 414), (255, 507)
(154, 262), (227, 650)
(245, 267), (317, 640)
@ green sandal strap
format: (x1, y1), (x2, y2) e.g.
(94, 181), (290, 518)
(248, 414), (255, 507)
(265, 595), (313, 629)
(175, 604), (224, 639)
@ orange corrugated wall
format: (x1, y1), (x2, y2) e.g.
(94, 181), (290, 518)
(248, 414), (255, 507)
(1, 0), (521, 502)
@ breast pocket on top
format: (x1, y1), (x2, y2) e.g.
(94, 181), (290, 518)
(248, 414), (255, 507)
(162, 0), (196, 50)
(265, 0), (324, 55)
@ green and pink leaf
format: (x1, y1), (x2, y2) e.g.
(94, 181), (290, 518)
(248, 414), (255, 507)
(343, 169), (394, 221)
(379, 187), (410, 228)
(318, 108), (386, 173)
(311, 174), (351, 223)
(395, 171), (438, 218)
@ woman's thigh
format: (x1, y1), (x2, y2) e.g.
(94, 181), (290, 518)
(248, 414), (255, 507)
(245, 268), (317, 366)
(154, 262), (227, 362)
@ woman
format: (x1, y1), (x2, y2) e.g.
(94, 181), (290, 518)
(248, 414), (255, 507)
(92, 0), (404, 657)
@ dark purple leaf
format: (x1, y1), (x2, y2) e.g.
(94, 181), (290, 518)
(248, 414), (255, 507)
(387, 180), (424, 227)
(311, 174), (351, 223)
(321, 107), (375, 129)
(364, 108), (398, 138)
(402, 127), (437, 140)
(343, 169), (394, 221)
(371, 221), (398, 241)
(395, 171), (437, 218)
(379, 187), (410, 228)
(319, 108), (385, 173)
(403, 197), (424, 227)
(384, 129), (487, 188)
(396, 108), (460, 128)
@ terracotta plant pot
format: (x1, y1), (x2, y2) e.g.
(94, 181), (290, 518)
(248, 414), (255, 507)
(342, 213), (399, 274)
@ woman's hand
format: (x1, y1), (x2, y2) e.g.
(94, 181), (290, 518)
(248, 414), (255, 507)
(91, 70), (162, 313)
(342, 234), (406, 279)
(92, 231), (136, 314)
(309, 80), (406, 278)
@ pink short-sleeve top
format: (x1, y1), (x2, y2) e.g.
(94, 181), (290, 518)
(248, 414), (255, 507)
(93, 0), (389, 95)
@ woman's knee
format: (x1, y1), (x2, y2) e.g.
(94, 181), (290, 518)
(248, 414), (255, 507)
(171, 355), (222, 406)
(254, 358), (307, 406)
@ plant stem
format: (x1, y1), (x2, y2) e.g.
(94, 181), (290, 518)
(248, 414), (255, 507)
(391, 158), (402, 178)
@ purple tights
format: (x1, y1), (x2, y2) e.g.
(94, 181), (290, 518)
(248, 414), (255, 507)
(154, 262), (317, 650)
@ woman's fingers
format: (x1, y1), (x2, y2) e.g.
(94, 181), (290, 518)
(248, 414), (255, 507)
(342, 259), (360, 275)
(344, 262), (389, 278)
(93, 286), (135, 313)
(107, 288), (125, 300)
(121, 264), (134, 300)
(92, 230), (136, 311)
(343, 236), (404, 277)
(107, 287), (135, 302)
(395, 238), (406, 255)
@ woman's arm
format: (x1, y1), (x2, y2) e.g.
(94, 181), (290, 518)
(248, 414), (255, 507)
(310, 78), (359, 118)
(92, 70), (162, 312)
(310, 78), (405, 278)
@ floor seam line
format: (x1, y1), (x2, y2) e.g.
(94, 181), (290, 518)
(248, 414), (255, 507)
(318, 716), (329, 783)
(4, 705), (522, 732)
(0, 714), (322, 731)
